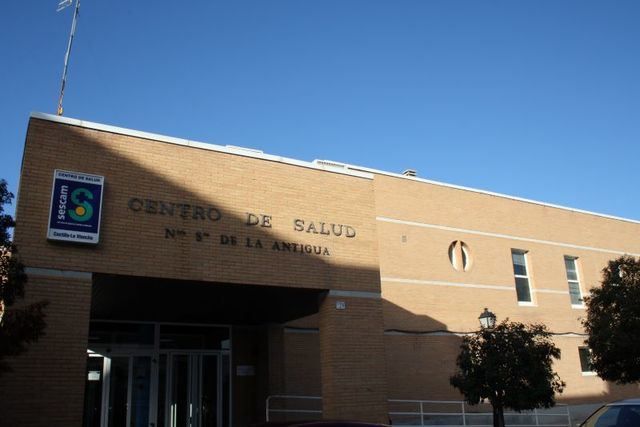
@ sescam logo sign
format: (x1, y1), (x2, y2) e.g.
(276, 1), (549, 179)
(47, 170), (104, 244)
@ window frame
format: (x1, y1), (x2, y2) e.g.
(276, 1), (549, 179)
(578, 346), (596, 376)
(511, 249), (535, 306)
(564, 256), (585, 308)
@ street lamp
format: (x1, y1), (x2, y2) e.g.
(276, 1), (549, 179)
(478, 307), (496, 330)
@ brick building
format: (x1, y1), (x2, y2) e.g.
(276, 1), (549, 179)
(1, 112), (639, 427)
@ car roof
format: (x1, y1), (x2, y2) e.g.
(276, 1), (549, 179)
(607, 398), (640, 406)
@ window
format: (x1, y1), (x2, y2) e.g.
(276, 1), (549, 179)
(564, 256), (583, 306)
(448, 241), (472, 271)
(511, 250), (533, 303)
(579, 347), (594, 374)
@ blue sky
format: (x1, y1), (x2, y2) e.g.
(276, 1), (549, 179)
(1, 1), (639, 220)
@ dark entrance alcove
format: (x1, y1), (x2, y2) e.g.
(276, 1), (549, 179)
(91, 273), (326, 324)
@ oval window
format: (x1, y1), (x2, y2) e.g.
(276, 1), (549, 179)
(448, 241), (472, 271)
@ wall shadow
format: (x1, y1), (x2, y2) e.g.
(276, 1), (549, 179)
(17, 119), (382, 295)
(8, 117), (639, 427)
(12, 117), (385, 427)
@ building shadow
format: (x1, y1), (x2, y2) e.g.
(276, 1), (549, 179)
(4, 117), (637, 427)
(6, 117), (383, 427)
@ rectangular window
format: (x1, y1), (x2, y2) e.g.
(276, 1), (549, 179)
(511, 250), (532, 303)
(564, 256), (583, 306)
(579, 347), (594, 373)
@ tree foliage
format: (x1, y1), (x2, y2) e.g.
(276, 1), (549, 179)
(583, 255), (640, 384)
(450, 320), (565, 427)
(0, 179), (48, 375)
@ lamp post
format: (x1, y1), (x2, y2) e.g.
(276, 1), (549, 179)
(478, 307), (502, 427)
(478, 307), (497, 330)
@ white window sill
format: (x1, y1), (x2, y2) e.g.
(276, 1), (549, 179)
(571, 304), (586, 310)
(581, 372), (597, 376)
(518, 302), (537, 307)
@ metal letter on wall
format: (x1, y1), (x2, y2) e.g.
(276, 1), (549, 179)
(47, 169), (105, 244)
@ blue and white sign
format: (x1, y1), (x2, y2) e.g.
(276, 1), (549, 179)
(47, 170), (105, 244)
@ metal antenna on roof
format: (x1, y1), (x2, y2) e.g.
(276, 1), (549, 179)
(56, 0), (81, 116)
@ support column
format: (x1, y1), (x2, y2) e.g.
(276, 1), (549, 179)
(319, 291), (389, 423)
(267, 324), (285, 395)
(0, 268), (92, 427)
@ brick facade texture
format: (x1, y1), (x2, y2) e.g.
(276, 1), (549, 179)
(0, 273), (92, 427)
(5, 116), (640, 426)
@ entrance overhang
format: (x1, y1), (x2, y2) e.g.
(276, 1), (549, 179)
(92, 274), (326, 324)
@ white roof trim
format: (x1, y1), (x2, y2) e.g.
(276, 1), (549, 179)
(29, 112), (639, 224)
(29, 112), (373, 180)
(338, 162), (640, 225)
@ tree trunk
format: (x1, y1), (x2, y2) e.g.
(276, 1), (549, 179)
(492, 404), (505, 427)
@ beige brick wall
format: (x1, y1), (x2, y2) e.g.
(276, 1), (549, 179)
(16, 118), (381, 293)
(276, 154), (640, 407)
(11, 115), (640, 424)
(0, 272), (92, 427)
(283, 330), (321, 395)
(13, 117), (389, 425)
(319, 295), (389, 423)
(384, 334), (463, 400)
(373, 173), (640, 404)
(373, 175), (640, 253)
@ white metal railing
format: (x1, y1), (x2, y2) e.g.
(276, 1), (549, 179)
(265, 396), (573, 426)
(266, 395), (323, 422)
(388, 399), (572, 427)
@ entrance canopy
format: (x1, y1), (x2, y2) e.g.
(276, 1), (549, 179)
(92, 274), (325, 324)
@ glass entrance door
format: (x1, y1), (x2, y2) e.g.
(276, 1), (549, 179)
(83, 355), (153, 427)
(159, 354), (221, 427)
(84, 352), (227, 427)
(83, 322), (231, 427)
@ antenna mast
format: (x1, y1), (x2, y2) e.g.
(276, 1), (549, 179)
(56, 0), (81, 116)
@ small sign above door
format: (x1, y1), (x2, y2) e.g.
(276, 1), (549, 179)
(236, 365), (255, 376)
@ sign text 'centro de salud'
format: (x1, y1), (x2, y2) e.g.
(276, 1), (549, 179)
(48, 170), (105, 244)
(127, 197), (359, 257)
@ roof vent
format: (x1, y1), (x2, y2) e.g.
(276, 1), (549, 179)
(225, 145), (264, 155)
(313, 159), (347, 170)
(402, 169), (417, 177)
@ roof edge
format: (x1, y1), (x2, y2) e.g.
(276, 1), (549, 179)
(342, 162), (640, 225)
(29, 112), (373, 180)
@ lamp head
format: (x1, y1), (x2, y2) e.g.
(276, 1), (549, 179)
(478, 307), (497, 329)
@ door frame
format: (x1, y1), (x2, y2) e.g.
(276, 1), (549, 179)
(87, 351), (156, 427)
(161, 351), (226, 427)
(86, 321), (232, 427)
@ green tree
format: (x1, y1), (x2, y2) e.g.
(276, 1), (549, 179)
(0, 179), (47, 375)
(450, 320), (565, 427)
(583, 255), (640, 384)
